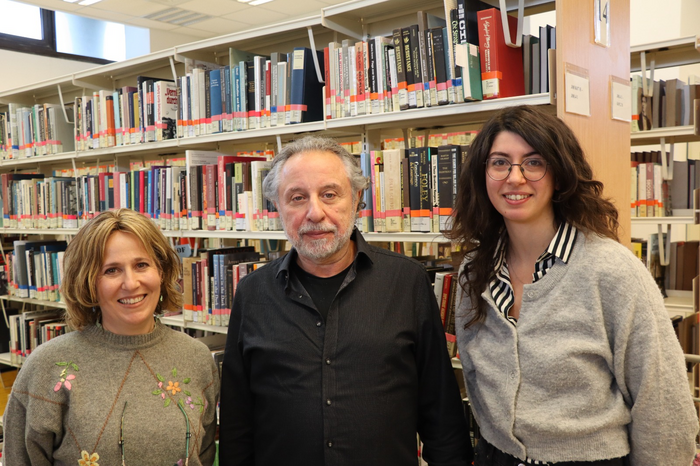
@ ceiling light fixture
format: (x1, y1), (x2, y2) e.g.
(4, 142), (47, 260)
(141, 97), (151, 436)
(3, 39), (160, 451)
(249, 0), (274, 5)
(237, 0), (252, 3)
(78, 0), (103, 4)
(62, 0), (81, 3)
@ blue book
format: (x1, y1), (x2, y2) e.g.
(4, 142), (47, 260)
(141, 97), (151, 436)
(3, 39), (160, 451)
(233, 65), (241, 131)
(209, 68), (223, 134)
(112, 91), (121, 145)
(223, 66), (232, 132)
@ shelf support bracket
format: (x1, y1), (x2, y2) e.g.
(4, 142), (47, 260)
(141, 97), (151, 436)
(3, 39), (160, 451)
(307, 27), (325, 84)
(320, 9), (363, 42)
(659, 137), (674, 181)
(169, 57), (179, 83)
(658, 223), (671, 266)
(499, 0), (524, 48)
(56, 84), (71, 125)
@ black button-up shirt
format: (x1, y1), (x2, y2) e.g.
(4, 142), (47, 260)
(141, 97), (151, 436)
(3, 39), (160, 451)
(219, 230), (471, 466)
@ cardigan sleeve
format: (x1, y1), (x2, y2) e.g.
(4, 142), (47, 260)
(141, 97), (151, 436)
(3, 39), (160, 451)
(609, 255), (698, 465)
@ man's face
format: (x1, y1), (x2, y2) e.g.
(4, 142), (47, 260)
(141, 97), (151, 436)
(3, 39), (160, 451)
(276, 150), (358, 267)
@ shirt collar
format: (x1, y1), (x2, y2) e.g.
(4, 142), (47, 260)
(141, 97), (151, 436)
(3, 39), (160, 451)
(493, 222), (578, 274)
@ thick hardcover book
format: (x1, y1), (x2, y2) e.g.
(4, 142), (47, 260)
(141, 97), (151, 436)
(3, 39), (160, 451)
(289, 47), (325, 124)
(431, 28), (450, 105)
(437, 145), (462, 230)
(478, 8), (525, 99)
(382, 148), (404, 232)
(356, 151), (373, 232)
(407, 146), (434, 232)
(208, 69), (223, 134)
(154, 80), (178, 141)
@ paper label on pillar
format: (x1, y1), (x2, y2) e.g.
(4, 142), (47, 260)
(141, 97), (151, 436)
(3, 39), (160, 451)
(564, 63), (590, 117)
(611, 77), (631, 122)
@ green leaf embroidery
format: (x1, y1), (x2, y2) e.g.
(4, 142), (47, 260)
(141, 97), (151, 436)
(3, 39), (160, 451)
(55, 362), (68, 366)
(183, 378), (191, 384)
(200, 405), (204, 413)
(156, 373), (165, 382)
(184, 390), (191, 397)
(164, 398), (171, 407)
(178, 398), (184, 408)
(70, 363), (79, 371)
(152, 390), (161, 395)
(172, 368), (177, 377)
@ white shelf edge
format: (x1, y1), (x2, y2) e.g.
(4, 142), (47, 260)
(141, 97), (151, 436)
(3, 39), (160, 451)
(630, 216), (694, 225)
(159, 316), (228, 334)
(0, 296), (67, 309)
(631, 126), (697, 142)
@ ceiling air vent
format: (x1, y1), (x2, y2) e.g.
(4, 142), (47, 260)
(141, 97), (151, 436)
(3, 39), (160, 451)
(143, 7), (211, 27)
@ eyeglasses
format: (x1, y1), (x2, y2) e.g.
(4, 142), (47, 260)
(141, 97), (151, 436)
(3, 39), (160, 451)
(485, 157), (549, 182)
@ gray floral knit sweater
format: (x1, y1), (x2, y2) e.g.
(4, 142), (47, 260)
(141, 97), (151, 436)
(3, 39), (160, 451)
(3, 321), (219, 466)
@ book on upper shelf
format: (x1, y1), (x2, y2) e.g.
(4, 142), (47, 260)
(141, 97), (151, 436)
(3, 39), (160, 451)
(477, 8), (525, 99)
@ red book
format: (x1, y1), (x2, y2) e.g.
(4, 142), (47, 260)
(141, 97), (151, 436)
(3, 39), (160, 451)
(439, 272), (453, 327)
(477, 8), (525, 99)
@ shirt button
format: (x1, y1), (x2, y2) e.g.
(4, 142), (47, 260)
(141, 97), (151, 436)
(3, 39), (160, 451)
(326, 399), (332, 406)
(316, 321), (322, 327)
(527, 291), (534, 298)
(327, 441), (333, 448)
(325, 359), (331, 365)
(510, 371), (516, 379)
(299, 294), (303, 299)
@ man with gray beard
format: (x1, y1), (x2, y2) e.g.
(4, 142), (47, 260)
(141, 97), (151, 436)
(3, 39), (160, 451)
(219, 136), (472, 466)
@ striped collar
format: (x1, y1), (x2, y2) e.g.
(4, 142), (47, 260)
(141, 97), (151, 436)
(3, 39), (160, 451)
(489, 222), (578, 325)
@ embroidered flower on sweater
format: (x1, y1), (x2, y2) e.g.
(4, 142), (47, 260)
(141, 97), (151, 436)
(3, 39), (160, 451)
(78, 450), (99, 466)
(54, 361), (79, 392)
(152, 367), (194, 408)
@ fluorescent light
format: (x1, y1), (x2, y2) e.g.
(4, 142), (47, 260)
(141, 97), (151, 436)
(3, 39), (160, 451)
(62, 0), (80, 3)
(249, 0), (274, 4)
(237, 0), (252, 3)
(78, 0), (103, 4)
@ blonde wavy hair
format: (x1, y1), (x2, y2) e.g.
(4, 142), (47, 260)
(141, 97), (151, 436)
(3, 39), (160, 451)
(61, 209), (183, 330)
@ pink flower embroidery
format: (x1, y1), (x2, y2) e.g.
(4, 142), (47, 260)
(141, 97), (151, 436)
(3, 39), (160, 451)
(54, 362), (79, 392)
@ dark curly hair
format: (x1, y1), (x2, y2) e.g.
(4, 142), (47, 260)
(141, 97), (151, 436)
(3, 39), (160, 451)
(445, 105), (619, 327)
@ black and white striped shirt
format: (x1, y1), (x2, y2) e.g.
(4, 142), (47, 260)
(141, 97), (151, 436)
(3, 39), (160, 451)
(489, 222), (578, 326)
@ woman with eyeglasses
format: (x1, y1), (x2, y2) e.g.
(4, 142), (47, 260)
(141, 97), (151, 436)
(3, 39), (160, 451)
(3, 209), (219, 466)
(448, 105), (697, 466)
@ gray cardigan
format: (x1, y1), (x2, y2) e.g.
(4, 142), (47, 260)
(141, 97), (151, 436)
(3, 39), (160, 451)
(456, 231), (698, 465)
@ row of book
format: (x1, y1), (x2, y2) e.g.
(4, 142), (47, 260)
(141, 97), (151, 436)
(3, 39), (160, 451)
(631, 74), (700, 132)
(434, 270), (459, 358)
(0, 103), (75, 160)
(363, 144), (469, 234)
(0, 5), (555, 160)
(630, 150), (671, 217)
(4, 240), (67, 302)
(0, 150), (279, 232)
(0, 132), (475, 234)
(8, 310), (66, 365)
(181, 246), (265, 326)
(630, 234), (699, 293)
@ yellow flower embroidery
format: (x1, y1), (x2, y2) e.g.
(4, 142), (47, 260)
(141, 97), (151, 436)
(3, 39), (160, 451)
(78, 450), (99, 466)
(166, 381), (181, 395)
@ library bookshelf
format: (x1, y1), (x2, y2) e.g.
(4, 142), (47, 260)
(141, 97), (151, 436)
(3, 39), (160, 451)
(629, 35), (700, 317)
(0, 0), (631, 369)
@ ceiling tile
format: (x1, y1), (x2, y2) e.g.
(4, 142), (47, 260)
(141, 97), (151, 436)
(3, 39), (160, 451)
(88, 0), (166, 17)
(183, 17), (249, 35)
(222, 5), (286, 26)
(176, 0), (247, 16)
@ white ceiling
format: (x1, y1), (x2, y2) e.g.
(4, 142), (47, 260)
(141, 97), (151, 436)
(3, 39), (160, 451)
(16, 0), (355, 40)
